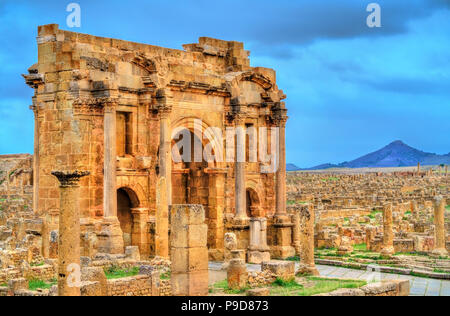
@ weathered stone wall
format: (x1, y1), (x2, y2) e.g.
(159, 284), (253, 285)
(106, 275), (152, 296)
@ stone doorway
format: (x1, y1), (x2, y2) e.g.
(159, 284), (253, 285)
(117, 188), (139, 248)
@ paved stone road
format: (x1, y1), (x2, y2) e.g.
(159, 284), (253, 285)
(209, 262), (450, 296)
(316, 265), (450, 297)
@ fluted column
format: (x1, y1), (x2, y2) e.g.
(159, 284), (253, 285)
(103, 100), (118, 218)
(31, 105), (40, 214)
(156, 90), (172, 258)
(234, 115), (247, 221)
(274, 108), (288, 220)
(52, 170), (89, 297)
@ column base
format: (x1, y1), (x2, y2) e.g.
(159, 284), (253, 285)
(270, 245), (296, 259)
(232, 216), (250, 227)
(430, 248), (448, 258)
(271, 217), (295, 259)
(97, 217), (124, 254)
(380, 246), (395, 258)
(247, 250), (271, 264)
(296, 264), (320, 277)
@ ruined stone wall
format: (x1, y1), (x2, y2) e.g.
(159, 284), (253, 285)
(106, 275), (152, 296)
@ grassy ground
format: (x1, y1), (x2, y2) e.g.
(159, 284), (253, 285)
(28, 279), (57, 291)
(446, 205), (450, 212)
(160, 271), (171, 280)
(210, 277), (366, 296)
(104, 266), (139, 280)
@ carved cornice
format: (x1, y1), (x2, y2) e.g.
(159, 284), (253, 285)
(51, 171), (90, 187)
(241, 72), (273, 90)
(73, 97), (119, 115)
(22, 73), (44, 89)
(168, 80), (230, 97)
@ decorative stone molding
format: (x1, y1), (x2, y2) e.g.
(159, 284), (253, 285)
(51, 171), (90, 187)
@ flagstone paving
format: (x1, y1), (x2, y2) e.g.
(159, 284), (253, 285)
(208, 262), (450, 296)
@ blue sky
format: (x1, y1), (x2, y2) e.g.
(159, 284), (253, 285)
(0, 0), (449, 167)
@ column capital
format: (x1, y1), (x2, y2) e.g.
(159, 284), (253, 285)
(273, 109), (288, 127)
(51, 171), (90, 187)
(157, 104), (172, 118)
(226, 111), (247, 126)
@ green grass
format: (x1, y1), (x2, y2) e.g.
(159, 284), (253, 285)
(321, 177), (339, 182)
(368, 210), (383, 219)
(211, 276), (367, 296)
(270, 277), (366, 296)
(28, 278), (56, 291)
(287, 200), (296, 205)
(433, 269), (450, 274)
(446, 205), (450, 212)
(286, 256), (300, 261)
(104, 266), (139, 280)
(353, 243), (368, 252)
(211, 280), (249, 294)
(0, 283), (7, 287)
(30, 262), (45, 267)
(160, 271), (171, 280)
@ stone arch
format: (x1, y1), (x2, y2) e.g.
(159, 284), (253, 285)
(120, 52), (169, 88)
(115, 180), (148, 209)
(171, 116), (223, 168)
(225, 71), (274, 104)
(246, 180), (265, 217)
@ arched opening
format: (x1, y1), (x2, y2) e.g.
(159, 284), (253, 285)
(246, 188), (261, 218)
(117, 188), (139, 248)
(171, 127), (210, 211)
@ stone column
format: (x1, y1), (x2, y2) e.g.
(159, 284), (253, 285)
(157, 90), (172, 204)
(101, 100), (124, 254)
(52, 170), (89, 297)
(170, 205), (208, 296)
(103, 101), (117, 218)
(234, 115), (248, 222)
(31, 105), (40, 214)
(381, 203), (395, 257)
(275, 110), (288, 220)
(130, 207), (150, 258)
(247, 218), (271, 264)
(270, 107), (295, 259)
(227, 250), (248, 290)
(297, 204), (319, 276)
(206, 168), (227, 261)
(365, 226), (376, 251)
(156, 177), (169, 258)
(41, 215), (50, 258)
(432, 196), (448, 257)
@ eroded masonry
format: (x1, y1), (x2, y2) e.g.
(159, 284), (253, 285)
(22, 24), (293, 262)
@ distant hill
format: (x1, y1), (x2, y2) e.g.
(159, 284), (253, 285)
(286, 163), (301, 171)
(290, 141), (450, 170)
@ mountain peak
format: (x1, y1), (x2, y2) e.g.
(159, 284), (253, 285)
(387, 140), (406, 146)
(300, 141), (450, 170)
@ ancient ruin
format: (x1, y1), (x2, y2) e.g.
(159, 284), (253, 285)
(0, 24), (447, 297)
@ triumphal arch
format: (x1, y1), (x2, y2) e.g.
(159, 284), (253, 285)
(24, 24), (294, 261)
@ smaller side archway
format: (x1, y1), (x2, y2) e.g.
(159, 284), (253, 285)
(117, 187), (140, 248)
(246, 187), (263, 218)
